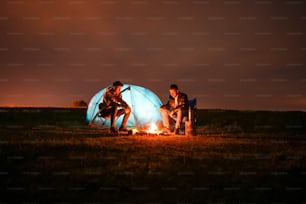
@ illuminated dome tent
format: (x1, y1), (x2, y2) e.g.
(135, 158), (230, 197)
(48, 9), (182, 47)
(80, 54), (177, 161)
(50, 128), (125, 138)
(86, 84), (163, 129)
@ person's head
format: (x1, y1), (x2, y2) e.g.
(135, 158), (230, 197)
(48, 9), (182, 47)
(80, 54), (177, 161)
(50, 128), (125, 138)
(112, 81), (123, 95)
(169, 84), (179, 98)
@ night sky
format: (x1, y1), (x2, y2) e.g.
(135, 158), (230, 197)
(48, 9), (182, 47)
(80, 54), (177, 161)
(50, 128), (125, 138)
(0, 0), (305, 110)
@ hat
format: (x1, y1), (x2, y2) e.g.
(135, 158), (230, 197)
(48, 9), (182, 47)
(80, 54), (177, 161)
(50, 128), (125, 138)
(112, 81), (123, 87)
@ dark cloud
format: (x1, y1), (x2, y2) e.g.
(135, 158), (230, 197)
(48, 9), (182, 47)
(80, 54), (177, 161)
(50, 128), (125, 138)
(0, 0), (305, 110)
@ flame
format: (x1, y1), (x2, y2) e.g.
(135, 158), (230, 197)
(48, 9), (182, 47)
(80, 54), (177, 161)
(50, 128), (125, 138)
(147, 123), (158, 133)
(134, 123), (161, 135)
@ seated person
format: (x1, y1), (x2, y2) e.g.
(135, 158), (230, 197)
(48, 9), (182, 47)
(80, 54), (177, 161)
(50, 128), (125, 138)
(160, 84), (189, 134)
(99, 81), (131, 133)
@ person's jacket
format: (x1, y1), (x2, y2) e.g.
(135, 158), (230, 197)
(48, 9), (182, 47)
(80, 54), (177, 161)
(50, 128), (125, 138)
(100, 87), (127, 110)
(165, 92), (189, 111)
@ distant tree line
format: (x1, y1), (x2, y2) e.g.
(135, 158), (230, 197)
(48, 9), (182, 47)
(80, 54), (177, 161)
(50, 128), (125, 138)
(72, 99), (88, 107)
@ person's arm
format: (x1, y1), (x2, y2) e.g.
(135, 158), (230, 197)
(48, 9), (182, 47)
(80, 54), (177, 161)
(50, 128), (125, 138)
(175, 93), (189, 110)
(104, 88), (120, 107)
(113, 93), (129, 108)
(160, 96), (171, 110)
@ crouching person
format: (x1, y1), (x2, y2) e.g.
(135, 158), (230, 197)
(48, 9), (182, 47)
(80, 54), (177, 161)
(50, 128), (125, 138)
(160, 84), (189, 134)
(100, 81), (131, 133)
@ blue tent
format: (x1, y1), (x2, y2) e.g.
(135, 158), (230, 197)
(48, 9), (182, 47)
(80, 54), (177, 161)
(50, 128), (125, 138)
(86, 84), (163, 128)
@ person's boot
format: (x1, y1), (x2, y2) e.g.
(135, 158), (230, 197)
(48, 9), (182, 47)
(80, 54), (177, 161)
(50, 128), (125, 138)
(110, 126), (118, 133)
(173, 127), (182, 135)
(161, 127), (171, 134)
(119, 126), (128, 132)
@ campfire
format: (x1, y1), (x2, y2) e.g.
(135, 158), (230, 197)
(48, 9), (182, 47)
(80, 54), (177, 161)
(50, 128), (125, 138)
(147, 123), (160, 134)
(134, 122), (162, 135)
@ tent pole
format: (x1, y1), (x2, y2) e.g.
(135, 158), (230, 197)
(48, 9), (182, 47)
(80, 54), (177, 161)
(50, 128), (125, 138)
(90, 93), (103, 124)
(129, 86), (140, 128)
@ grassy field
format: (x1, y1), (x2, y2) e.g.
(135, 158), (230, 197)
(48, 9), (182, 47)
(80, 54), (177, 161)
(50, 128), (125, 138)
(0, 107), (306, 203)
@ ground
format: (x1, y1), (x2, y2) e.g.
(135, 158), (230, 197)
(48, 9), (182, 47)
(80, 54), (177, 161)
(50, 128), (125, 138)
(0, 108), (306, 203)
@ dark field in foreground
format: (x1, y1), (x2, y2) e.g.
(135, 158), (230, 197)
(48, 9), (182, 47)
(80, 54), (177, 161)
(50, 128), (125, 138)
(0, 108), (306, 203)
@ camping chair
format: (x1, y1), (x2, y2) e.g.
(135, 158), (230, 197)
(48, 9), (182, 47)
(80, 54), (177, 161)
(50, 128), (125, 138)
(183, 98), (197, 135)
(170, 98), (197, 135)
(188, 98), (197, 126)
(178, 98), (197, 122)
(96, 103), (110, 125)
(88, 103), (109, 127)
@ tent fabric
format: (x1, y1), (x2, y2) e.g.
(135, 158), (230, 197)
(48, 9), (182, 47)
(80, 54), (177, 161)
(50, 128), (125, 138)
(86, 84), (163, 128)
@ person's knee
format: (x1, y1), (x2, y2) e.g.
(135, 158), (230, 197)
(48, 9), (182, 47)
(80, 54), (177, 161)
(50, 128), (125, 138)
(160, 107), (168, 114)
(160, 105), (168, 112)
(125, 106), (131, 114)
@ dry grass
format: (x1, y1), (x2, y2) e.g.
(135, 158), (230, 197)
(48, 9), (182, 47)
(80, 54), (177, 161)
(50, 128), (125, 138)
(1, 127), (306, 203)
(0, 108), (306, 203)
